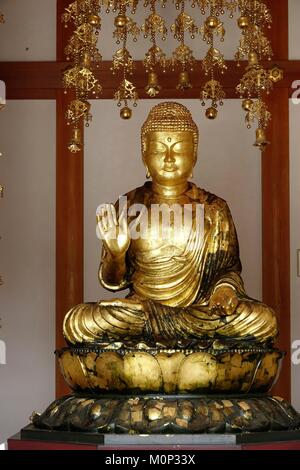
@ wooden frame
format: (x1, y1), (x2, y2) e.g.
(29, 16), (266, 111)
(0, 60), (299, 99)
(55, 0), (84, 397)
(0, 0), (297, 399)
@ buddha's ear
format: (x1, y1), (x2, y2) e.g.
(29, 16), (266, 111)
(193, 143), (198, 166)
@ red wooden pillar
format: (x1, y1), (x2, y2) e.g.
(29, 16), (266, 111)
(263, 0), (290, 399)
(56, 0), (84, 396)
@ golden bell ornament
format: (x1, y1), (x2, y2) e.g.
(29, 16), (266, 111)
(254, 128), (270, 150)
(89, 14), (101, 27)
(114, 14), (127, 29)
(238, 16), (250, 29)
(206, 16), (218, 30)
(72, 127), (81, 144)
(148, 71), (158, 86)
(82, 51), (91, 68)
(120, 106), (132, 119)
(145, 72), (161, 97)
(242, 99), (253, 111)
(68, 127), (82, 153)
(176, 71), (192, 91)
(205, 107), (218, 120)
(248, 51), (259, 66)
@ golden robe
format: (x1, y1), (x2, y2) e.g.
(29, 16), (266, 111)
(64, 182), (278, 347)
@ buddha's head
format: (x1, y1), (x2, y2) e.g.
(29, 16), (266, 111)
(141, 102), (199, 186)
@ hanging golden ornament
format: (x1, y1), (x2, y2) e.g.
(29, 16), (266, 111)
(206, 16), (219, 30)
(254, 127), (270, 151)
(142, 0), (167, 96)
(201, 79), (225, 119)
(201, 79), (225, 103)
(142, 12), (168, 40)
(248, 50), (258, 66)
(202, 47), (227, 76)
(114, 14), (127, 28)
(68, 127), (82, 153)
(238, 0), (272, 28)
(89, 14), (101, 27)
(144, 45), (168, 74)
(120, 106), (132, 119)
(113, 15), (140, 43)
(238, 16), (250, 30)
(236, 59), (273, 98)
(114, 78), (138, 106)
(242, 98), (253, 112)
(111, 48), (134, 74)
(200, 3), (227, 119)
(145, 71), (161, 97)
(62, 0), (102, 152)
(82, 51), (92, 68)
(170, 12), (198, 40)
(235, 1), (272, 63)
(65, 99), (92, 125)
(112, 2), (139, 118)
(205, 107), (218, 120)
(244, 99), (271, 130)
(177, 71), (192, 91)
(103, 0), (139, 14)
(200, 16), (225, 44)
(170, 0), (196, 91)
(60, 0), (278, 152)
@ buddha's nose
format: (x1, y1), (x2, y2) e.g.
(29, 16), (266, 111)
(164, 149), (175, 162)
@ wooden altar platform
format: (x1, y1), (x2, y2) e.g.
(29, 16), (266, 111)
(7, 427), (300, 450)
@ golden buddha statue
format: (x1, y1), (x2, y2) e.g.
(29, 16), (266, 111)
(31, 103), (300, 435)
(64, 102), (277, 348)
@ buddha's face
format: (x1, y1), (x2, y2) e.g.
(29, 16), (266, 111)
(144, 131), (196, 186)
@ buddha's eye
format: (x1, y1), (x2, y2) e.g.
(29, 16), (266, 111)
(172, 142), (189, 153)
(151, 146), (166, 155)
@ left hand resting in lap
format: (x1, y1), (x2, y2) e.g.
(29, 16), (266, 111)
(209, 285), (239, 316)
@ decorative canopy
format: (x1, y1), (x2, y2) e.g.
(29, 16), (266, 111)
(61, 0), (281, 152)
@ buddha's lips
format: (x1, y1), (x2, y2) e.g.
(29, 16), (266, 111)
(163, 164), (178, 172)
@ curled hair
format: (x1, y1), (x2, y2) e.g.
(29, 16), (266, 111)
(141, 102), (199, 161)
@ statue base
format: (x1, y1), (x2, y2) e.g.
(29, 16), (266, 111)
(31, 394), (300, 434)
(56, 345), (284, 394)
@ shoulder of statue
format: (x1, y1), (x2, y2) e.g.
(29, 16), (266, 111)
(189, 184), (228, 211)
(119, 182), (149, 206)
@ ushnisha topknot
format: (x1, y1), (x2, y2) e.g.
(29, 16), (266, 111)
(141, 102), (199, 161)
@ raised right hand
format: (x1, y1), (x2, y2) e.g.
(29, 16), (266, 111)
(97, 203), (130, 258)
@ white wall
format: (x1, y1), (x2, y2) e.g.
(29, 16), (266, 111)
(289, 0), (300, 411)
(0, 101), (56, 443)
(84, 99), (262, 303)
(0, 0), (56, 61)
(289, 0), (300, 60)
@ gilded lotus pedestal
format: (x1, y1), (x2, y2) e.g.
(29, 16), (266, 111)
(57, 345), (282, 394)
(31, 344), (300, 433)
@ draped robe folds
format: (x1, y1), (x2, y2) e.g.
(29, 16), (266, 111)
(63, 182), (278, 347)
